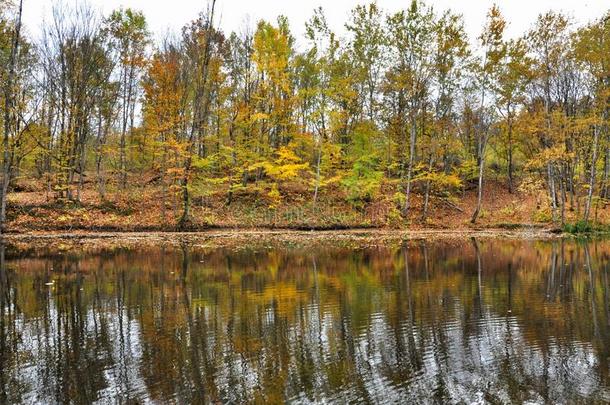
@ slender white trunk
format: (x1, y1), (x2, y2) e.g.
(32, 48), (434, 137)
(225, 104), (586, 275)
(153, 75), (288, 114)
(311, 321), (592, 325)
(0, 0), (23, 231)
(585, 125), (600, 222)
(403, 115), (417, 217)
(313, 144), (322, 206)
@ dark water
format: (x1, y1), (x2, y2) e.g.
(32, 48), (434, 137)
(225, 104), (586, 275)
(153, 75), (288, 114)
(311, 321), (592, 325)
(1, 238), (610, 404)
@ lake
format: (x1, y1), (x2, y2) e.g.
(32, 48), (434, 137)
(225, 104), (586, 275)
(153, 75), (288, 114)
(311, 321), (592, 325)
(0, 237), (609, 403)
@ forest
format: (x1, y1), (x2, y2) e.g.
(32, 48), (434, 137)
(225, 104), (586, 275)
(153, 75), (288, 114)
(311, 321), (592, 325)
(1, 0), (610, 232)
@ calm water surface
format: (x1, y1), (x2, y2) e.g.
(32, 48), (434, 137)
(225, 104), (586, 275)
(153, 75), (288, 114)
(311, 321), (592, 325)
(1, 238), (610, 404)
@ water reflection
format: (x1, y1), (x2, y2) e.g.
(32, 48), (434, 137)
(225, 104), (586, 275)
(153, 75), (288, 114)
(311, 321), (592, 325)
(0, 239), (610, 403)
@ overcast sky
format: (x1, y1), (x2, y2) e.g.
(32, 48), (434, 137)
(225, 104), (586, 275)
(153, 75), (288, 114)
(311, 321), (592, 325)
(20, 0), (610, 45)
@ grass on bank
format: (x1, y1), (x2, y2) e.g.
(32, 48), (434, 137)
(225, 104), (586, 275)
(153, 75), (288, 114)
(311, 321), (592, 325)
(563, 220), (610, 235)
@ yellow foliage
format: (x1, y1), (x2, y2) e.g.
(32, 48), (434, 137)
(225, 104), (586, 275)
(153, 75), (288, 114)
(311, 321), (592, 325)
(248, 146), (310, 182)
(267, 184), (281, 208)
(413, 171), (462, 189)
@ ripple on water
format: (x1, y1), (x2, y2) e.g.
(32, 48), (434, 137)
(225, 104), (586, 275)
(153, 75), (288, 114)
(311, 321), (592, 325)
(3, 240), (610, 403)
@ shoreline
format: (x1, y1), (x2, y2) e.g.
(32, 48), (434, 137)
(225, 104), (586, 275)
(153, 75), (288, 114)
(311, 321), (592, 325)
(0, 227), (566, 245)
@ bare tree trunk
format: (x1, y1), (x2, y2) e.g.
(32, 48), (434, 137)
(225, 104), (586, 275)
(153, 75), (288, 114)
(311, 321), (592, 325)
(161, 143), (168, 223)
(77, 143), (86, 203)
(95, 110), (107, 200)
(585, 125), (600, 222)
(471, 126), (488, 225)
(0, 0), (23, 231)
(422, 154), (433, 222)
(601, 146), (609, 199)
(178, 0), (216, 229)
(119, 69), (126, 189)
(117, 57), (134, 189)
(313, 143), (322, 206)
(560, 164), (566, 225)
(547, 163), (557, 222)
(402, 115), (416, 218)
(568, 160), (575, 211)
(471, 151), (485, 224)
(507, 115), (514, 193)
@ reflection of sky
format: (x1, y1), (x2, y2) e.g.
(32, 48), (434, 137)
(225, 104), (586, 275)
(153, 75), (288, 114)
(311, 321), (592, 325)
(8, 290), (610, 403)
(2, 240), (610, 403)
(17, 304), (149, 403)
(283, 304), (608, 403)
(18, 303), (603, 403)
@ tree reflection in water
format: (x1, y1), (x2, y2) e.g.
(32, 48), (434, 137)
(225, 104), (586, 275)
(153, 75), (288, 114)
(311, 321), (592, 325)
(0, 238), (609, 403)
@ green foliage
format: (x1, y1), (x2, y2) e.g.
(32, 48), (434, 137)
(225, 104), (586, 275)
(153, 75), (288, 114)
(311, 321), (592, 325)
(562, 220), (610, 235)
(457, 159), (479, 183)
(563, 220), (594, 234)
(386, 205), (403, 228)
(103, 8), (149, 66)
(342, 123), (384, 206)
(342, 154), (383, 206)
(392, 191), (406, 208)
(6, 1), (610, 231)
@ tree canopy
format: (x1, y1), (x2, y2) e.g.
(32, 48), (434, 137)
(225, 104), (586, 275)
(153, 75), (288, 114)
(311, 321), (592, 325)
(1, 1), (610, 230)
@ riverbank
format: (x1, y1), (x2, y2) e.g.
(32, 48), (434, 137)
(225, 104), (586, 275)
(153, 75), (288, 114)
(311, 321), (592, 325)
(6, 179), (608, 236)
(0, 228), (566, 253)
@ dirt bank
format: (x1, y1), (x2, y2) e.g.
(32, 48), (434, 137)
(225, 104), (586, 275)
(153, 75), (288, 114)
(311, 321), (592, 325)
(0, 227), (566, 252)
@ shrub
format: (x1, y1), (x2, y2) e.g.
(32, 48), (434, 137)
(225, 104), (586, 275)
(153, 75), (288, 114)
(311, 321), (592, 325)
(386, 206), (403, 228)
(563, 220), (593, 234)
(532, 208), (552, 223)
(341, 154), (383, 206)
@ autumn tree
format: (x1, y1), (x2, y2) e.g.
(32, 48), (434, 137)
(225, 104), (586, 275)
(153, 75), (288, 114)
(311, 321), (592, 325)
(494, 38), (532, 193)
(39, 2), (112, 201)
(421, 9), (469, 221)
(573, 12), (610, 222)
(178, 1), (219, 228)
(526, 11), (572, 222)
(385, 0), (435, 217)
(103, 8), (149, 189)
(142, 41), (185, 222)
(469, 4), (506, 224)
(4, 0), (610, 231)
(0, 0), (23, 229)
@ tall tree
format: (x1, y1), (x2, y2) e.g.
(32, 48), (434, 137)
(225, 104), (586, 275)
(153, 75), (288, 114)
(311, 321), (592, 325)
(470, 4), (506, 223)
(385, 0), (436, 217)
(421, 9), (469, 221)
(103, 8), (149, 189)
(494, 38), (532, 193)
(178, 0), (218, 228)
(527, 11), (571, 222)
(0, 0), (22, 230)
(573, 12), (610, 222)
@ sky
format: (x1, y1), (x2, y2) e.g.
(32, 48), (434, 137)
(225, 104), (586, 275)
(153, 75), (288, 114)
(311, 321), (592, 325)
(19, 0), (610, 45)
